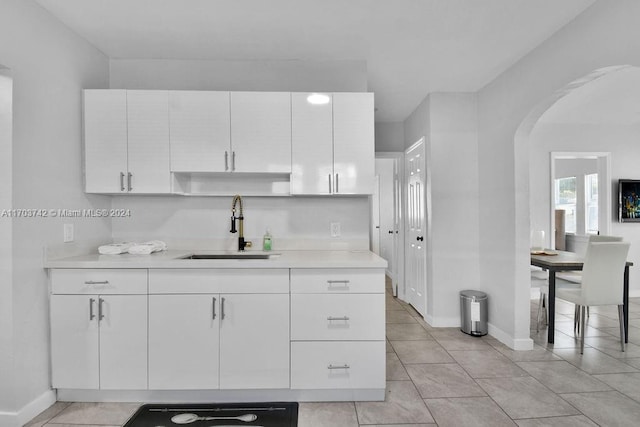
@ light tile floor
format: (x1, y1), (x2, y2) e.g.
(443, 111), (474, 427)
(26, 279), (640, 427)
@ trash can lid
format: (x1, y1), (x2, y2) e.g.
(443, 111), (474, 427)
(460, 290), (487, 299)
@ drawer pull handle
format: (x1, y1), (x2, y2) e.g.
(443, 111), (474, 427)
(327, 316), (350, 321)
(327, 280), (350, 284)
(328, 364), (350, 370)
(84, 280), (109, 285)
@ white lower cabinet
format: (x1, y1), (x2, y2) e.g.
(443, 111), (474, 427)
(148, 294), (220, 390)
(290, 268), (386, 392)
(50, 294), (147, 390)
(219, 294), (290, 389)
(147, 269), (290, 390)
(291, 341), (385, 389)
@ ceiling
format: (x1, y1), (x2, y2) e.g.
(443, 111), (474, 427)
(35, 0), (595, 122)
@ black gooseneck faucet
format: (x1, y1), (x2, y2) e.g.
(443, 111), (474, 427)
(230, 194), (252, 251)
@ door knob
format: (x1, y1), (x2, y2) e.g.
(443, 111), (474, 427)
(388, 230), (394, 234)
(416, 236), (424, 241)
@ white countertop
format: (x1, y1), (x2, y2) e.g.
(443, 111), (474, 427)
(44, 250), (388, 269)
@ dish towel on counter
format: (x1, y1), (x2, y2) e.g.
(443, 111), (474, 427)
(127, 240), (168, 255)
(98, 242), (135, 255)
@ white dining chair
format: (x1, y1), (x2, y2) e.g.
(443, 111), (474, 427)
(556, 241), (630, 354)
(536, 234), (624, 332)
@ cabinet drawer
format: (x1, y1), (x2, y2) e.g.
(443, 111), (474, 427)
(149, 269), (289, 294)
(291, 341), (385, 389)
(291, 294), (384, 341)
(51, 269), (147, 295)
(291, 269), (384, 294)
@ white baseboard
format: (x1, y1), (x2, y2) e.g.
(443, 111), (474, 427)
(488, 322), (534, 350)
(0, 389), (56, 427)
(630, 290), (640, 298)
(57, 388), (385, 403)
(424, 314), (459, 328)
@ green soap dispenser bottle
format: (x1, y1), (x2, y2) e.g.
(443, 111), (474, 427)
(263, 228), (272, 251)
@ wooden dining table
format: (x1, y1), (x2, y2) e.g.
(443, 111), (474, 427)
(531, 250), (633, 344)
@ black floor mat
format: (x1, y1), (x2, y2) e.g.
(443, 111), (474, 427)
(124, 402), (298, 427)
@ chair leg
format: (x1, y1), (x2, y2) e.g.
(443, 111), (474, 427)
(618, 304), (626, 352)
(536, 294), (543, 332)
(587, 306), (590, 319)
(580, 305), (586, 354)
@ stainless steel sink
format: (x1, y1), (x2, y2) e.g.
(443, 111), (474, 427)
(179, 253), (275, 260)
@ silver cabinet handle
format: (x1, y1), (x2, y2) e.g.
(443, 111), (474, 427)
(224, 151), (229, 171)
(327, 316), (350, 321)
(328, 364), (350, 370)
(327, 280), (350, 284)
(127, 172), (133, 191)
(335, 173), (339, 193)
(120, 172), (125, 191)
(328, 174), (332, 193)
(84, 280), (109, 285)
(98, 298), (105, 321)
(231, 152), (236, 171)
(221, 297), (226, 320)
(212, 297), (217, 320)
(89, 298), (96, 320)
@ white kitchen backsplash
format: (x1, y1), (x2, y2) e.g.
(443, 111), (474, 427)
(109, 195), (371, 251)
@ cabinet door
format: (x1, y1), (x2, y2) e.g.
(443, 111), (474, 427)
(84, 90), (128, 193)
(230, 92), (291, 173)
(148, 295), (220, 390)
(99, 295), (147, 390)
(169, 91), (231, 172)
(127, 90), (171, 193)
(219, 294), (289, 389)
(333, 93), (375, 194)
(291, 93), (334, 195)
(51, 295), (99, 389)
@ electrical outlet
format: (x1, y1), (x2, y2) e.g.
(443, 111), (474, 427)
(63, 223), (74, 243)
(330, 222), (341, 237)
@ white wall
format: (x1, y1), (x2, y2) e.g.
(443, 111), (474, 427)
(110, 59), (367, 92)
(0, 1), (111, 424)
(478, 0), (640, 348)
(402, 93), (480, 327)
(110, 196), (370, 250)
(375, 122), (404, 152)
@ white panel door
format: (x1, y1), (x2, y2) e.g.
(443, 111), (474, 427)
(169, 91), (231, 172)
(51, 295), (99, 389)
(333, 93), (375, 194)
(291, 92), (334, 194)
(230, 92), (291, 173)
(376, 158), (397, 279)
(148, 295), (220, 390)
(83, 90), (128, 193)
(127, 90), (171, 193)
(405, 140), (427, 316)
(98, 295), (147, 390)
(219, 294), (289, 389)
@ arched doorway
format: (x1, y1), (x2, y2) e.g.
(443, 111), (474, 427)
(515, 65), (640, 337)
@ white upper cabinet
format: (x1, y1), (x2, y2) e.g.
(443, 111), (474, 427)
(84, 90), (171, 194)
(230, 92), (292, 173)
(291, 92), (375, 195)
(333, 93), (375, 195)
(126, 90), (171, 193)
(84, 90), (128, 193)
(169, 91), (231, 172)
(291, 92), (334, 195)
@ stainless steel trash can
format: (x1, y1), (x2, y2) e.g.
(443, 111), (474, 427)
(460, 290), (488, 336)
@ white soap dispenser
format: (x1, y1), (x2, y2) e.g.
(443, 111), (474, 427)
(263, 228), (272, 251)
